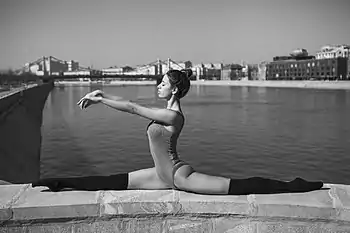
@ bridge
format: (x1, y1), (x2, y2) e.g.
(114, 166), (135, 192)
(13, 56), (192, 82)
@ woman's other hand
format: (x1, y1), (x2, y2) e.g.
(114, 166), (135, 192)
(77, 90), (104, 109)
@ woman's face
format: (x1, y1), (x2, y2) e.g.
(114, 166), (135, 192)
(157, 75), (175, 99)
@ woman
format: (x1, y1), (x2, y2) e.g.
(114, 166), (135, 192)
(33, 69), (323, 195)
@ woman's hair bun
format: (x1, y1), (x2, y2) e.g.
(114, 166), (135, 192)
(180, 69), (193, 79)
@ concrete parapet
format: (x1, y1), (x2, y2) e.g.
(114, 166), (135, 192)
(0, 82), (54, 184)
(0, 183), (349, 232)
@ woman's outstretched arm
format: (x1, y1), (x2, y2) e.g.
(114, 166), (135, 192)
(77, 90), (179, 125)
(102, 92), (124, 101)
(100, 97), (178, 125)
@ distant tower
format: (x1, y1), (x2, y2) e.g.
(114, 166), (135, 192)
(167, 58), (171, 71)
(48, 56), (52, 76)
(196, 67), (201, 80)
(42, 56), (48, 76)
(157, 58), (162, 75)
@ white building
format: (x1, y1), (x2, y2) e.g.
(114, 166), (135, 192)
(191, 63), (223, 80)
(67, 60), (79, 71)
(22, 56), (80, 76)
(124, 65), (157, 76)
(316, 45), (350, 59)
(102, 67), (125, 75)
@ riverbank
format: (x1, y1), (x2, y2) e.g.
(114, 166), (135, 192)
(192, 80), (350, 90)
(55, 80), (350, 90)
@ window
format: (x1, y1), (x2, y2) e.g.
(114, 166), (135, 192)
(308, 63), (310, 67)
(291, 64), (294, 68)
(312, 62), (315, 67)
(295, 64), (298, 68)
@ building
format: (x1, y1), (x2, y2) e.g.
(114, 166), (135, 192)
(124, 65), (157, 76)
(257, 62), (268, 80)
(348, 58), (350, 79)
(266, 57), (348, 80)
(221, 64), (243, 80)
(24, 57), (67, 76)
(102, 66), (136, 76)
(67, 60), (79, 72)
(248, 64), (259, 80)
(316, 45), (350, 59)
(191, 63), (223, 80)
(315, 45), (350, 79)
(21, 56), (81, 76)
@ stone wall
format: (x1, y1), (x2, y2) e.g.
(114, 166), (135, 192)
(0, 82), (54, 184)
(0, 183), (349, 232)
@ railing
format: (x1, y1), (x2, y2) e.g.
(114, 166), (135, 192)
(0, 74), (46, 98)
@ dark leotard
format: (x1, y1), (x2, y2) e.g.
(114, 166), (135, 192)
(146, 110), (188, 189)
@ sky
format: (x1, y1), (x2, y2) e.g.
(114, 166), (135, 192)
(0, 0), (349, 70)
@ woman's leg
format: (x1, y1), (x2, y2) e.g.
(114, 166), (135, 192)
(32, 167), (172, 192)
(32, 173), (129, 192)
(173, 165), (323, 195)
(128, 167), (172, 190)
(173, 165), (230, 194)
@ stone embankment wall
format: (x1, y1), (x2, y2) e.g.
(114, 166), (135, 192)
(0, 82), (54, 184)
(0, 183), (349, 232)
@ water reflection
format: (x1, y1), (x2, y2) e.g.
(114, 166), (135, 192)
(241, 86), (249, 101)
(335, 90), (347, 106)
(256, 86), (267, 98)
(68, 86), (74, 115)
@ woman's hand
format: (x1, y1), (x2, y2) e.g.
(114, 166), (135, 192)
(77, 90), (104, 109)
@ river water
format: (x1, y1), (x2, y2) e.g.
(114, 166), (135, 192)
(41, 84), (350, 185)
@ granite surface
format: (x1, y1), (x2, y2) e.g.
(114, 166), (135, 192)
(1, 183), (350, 232)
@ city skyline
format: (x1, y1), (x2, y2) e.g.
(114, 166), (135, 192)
(1, 0), (349, 70)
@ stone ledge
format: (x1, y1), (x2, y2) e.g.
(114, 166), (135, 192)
(1, 183), (350, 232)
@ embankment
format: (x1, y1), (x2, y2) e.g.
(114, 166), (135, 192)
(0, 183), (349, 232)
(191, 80), (350, 90)
(0, 82), (54, 184)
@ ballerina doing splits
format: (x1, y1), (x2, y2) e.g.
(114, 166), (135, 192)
(33, 69), (323, 195)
